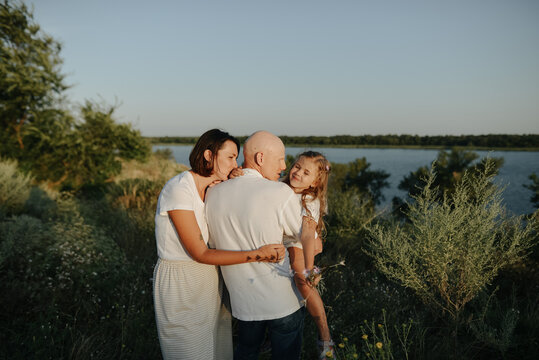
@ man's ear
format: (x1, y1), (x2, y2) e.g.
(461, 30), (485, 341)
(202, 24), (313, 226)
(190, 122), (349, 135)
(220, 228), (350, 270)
(203, 149), (213, 162)
(255, 152), (263, 166)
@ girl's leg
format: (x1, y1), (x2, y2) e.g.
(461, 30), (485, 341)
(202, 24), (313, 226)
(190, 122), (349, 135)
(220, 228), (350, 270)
(288, 247), (331, 342)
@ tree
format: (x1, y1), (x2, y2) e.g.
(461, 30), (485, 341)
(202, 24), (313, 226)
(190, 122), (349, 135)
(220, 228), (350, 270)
(58, 101), (150, 188)
(0, 0), (68, 155)
(393, 149), (504, 217)
(1, 1), (150, 188)
(330, 157), (390, 205)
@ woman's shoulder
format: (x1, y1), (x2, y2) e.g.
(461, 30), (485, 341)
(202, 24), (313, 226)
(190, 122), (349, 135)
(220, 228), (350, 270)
(162, 171), (195, 193)
(169, 170), (192, 184)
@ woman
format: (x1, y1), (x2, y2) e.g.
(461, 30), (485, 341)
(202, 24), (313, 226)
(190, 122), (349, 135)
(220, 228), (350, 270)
(153, 129), (286, 360)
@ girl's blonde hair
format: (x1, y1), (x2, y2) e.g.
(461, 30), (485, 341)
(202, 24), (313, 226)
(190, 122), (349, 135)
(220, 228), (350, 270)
(283, 151), (331, 239)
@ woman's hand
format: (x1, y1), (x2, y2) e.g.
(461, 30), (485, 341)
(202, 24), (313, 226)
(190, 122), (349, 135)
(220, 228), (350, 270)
(256, 244), (286, 263)
(228, 167), (244, 179)
(207, 179), (222, 188)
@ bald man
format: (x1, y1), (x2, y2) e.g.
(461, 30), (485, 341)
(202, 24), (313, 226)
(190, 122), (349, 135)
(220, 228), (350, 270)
(206, 131), (304, 360)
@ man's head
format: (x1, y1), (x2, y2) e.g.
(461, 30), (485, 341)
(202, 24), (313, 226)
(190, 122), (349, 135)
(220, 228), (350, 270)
(243, 131), (286, 181)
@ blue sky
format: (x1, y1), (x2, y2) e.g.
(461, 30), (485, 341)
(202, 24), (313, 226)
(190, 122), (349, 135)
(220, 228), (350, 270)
(30, 0), (539, 137)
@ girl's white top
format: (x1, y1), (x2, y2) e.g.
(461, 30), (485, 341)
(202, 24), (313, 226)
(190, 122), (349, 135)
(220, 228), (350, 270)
(155, 171), (208, 261)
(283, 194), (320, 249)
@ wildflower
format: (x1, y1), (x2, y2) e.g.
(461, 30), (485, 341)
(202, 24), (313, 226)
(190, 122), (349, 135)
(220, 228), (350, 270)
(326, 350), (333, 358)
(362, 334), (368, 340)
(378, 324), (383, 328)
(376, 342), (383, 349)
(343, 337), (348, 342)
(338, 343), (345, 348)
(353, 354), (358, 359)
(303, 266), (322, 286)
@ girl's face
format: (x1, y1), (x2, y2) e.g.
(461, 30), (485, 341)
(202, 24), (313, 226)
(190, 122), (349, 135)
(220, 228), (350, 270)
(212, 140), (238, 181)
(289, 157), (319, 193)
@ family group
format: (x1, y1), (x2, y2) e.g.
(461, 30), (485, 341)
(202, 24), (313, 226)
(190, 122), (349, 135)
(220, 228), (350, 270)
(153, 129), (335, 360)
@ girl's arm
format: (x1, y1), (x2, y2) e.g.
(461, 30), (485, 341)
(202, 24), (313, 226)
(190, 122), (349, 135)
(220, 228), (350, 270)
(301, 216), (318, 271)
(168, 210), (285, 265)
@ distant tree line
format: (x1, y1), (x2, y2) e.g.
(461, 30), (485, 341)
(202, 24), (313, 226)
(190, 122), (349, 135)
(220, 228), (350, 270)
(148, 134), (539, 148)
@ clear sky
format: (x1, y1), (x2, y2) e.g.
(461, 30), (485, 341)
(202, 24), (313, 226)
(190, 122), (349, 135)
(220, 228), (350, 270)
(29, 0), (539, 137)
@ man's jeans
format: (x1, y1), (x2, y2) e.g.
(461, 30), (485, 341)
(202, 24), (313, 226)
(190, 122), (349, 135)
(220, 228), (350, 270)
(234, 307), (305, 360)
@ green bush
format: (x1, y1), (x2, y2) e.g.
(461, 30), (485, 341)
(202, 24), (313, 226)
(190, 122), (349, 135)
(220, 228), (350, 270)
(0, 158), (32, 214)
(524, 173), (539, 209)
(106, 178), (163, 211)
(366, 159), (536, 324)
(0, 179), (160, 358)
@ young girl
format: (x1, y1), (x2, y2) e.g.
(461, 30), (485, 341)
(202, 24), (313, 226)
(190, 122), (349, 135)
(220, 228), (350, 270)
(283, 151), (334, 360)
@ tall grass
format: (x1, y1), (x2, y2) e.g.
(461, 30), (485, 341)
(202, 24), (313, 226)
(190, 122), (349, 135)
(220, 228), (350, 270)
(0, 158), (32, 215)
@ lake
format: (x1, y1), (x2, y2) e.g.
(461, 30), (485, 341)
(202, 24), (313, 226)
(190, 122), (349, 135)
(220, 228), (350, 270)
(153, 145), (539, 215)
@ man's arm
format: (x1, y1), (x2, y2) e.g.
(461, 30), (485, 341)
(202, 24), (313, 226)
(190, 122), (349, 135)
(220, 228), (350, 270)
(281, 191), (302, 239)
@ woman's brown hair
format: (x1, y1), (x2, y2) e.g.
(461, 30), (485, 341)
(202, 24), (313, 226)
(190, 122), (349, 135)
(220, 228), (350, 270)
(189, 129), (240, 177)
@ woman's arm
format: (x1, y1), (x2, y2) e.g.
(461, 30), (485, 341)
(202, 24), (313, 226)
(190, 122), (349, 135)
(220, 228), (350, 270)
(301, 216), (318, 271)
(168, 210), (285, 265)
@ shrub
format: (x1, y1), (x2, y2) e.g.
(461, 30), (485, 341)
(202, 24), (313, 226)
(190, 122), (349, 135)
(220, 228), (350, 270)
(107, 178), (163, 211)
(113, 152), (186, 184)
(524, 173), (539, 209)
(366, 159), (536, 324)
(327, 188), (376, 239)
(0, 158), (32, 214)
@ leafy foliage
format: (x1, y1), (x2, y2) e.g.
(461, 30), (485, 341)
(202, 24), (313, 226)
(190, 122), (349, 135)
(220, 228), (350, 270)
(0, 0), (67, 154)
(0, 158), (32, 215)
(0, 2), (151, 189)
(367, 160), (536, 322)
(392, 149), (503, 217)
(524, 173), (539, 209)
(331, 158), (390, 205)
(54, 101), (151, 188)
(0, 162), (160, 359)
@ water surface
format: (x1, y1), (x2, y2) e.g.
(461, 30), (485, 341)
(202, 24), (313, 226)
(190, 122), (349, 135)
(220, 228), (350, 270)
(153, 145), (538, 215)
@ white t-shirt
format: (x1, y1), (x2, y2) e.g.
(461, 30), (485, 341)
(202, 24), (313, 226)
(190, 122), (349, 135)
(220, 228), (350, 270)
(154, 171), (208, 261)
(205, 168), (303, 321)
(283, 194), (320, 249)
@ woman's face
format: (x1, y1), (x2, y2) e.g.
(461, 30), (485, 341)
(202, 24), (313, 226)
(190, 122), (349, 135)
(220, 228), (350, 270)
(212, 140), (239, 180)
